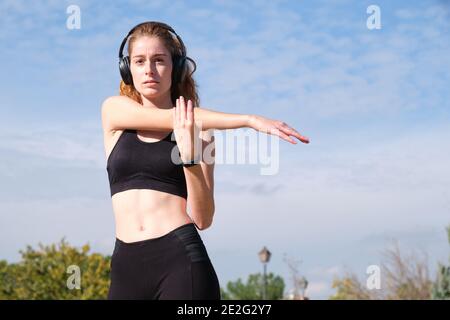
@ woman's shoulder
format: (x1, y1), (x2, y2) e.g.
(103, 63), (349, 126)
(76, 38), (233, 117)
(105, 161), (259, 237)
(102, 95), (133, 109)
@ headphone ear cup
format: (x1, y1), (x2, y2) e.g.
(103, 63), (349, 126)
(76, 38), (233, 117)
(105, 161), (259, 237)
(119, 56), (133, 85)
(172, 56), (187, 87)
(178, 57), (188, 83)
(172, 56), (181, 88)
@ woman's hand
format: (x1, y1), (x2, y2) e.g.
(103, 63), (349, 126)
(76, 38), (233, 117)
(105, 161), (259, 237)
(248, 115), (310, 144)
(173, 96), (201, 163)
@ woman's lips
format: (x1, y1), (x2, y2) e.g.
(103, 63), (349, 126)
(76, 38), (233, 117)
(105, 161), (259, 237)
(143, 81), (159, 86)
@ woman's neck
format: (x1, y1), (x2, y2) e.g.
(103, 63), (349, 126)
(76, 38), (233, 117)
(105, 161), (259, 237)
(140, 94), (173, 110)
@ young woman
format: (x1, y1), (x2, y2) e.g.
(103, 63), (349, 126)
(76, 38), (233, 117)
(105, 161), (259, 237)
(102, 21), (310, 300)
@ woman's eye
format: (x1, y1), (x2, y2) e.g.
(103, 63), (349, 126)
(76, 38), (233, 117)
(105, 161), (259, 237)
(135, 59), (163, 64)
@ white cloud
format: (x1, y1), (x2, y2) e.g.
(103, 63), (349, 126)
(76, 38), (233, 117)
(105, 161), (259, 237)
(0, 122), (105, 169)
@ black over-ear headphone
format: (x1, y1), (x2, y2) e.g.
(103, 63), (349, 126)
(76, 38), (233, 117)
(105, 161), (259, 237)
(118, 21), (196, 87)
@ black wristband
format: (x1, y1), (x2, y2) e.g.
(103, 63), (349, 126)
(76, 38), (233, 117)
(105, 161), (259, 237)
(182, 159), (200, 167)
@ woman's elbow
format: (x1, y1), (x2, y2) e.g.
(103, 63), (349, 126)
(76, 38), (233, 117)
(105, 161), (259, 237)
(195, 209), (215, 230)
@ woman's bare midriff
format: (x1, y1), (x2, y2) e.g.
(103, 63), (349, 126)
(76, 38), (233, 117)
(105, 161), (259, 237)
(104, 129), (193, 243)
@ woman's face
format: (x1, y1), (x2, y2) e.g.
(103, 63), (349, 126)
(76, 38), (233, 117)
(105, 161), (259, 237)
(129, 36), (173, 99)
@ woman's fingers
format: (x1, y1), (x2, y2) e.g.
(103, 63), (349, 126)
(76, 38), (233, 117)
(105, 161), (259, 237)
(275, 128), (297, 144)
(180, 96), (186, 125)
(286, 127), (303, 141)
(278, 123), (306, 142)
(187, 99), (193, 122)
(173, 101), (177, 128)
(278, 122), (310, 144)
(281, 126), (310, 144)
(293, 131), (309, 143)
(176, 98), (180, 124)
(269, 124), (309, 144)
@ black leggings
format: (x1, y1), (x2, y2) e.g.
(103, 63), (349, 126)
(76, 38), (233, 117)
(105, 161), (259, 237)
(107, 222), (221, 300)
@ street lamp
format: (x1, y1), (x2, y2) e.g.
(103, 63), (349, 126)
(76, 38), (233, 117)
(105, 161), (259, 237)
(258, 246), (271, 300)
(297, 276), (308, 300)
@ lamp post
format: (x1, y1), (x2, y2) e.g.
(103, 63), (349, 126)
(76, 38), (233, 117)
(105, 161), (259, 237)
(258, 246), (271, 300)
(297, 276), (308, 300)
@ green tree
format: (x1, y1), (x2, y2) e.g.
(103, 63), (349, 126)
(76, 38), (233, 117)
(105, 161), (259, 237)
(0, 238), (111, 299)
(431, 225), (450, 299)
(220, 272), (285, 300)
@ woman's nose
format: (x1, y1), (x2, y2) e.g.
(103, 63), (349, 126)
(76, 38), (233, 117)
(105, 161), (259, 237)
(145, 61), (155, 75)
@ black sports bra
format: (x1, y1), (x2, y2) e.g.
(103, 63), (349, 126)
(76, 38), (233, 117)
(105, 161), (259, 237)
(106, 129), (188, 199)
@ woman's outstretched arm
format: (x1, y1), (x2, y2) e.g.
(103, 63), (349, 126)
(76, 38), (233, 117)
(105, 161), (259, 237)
(101, 95), (249, 131)
(101, 95), (310, 144)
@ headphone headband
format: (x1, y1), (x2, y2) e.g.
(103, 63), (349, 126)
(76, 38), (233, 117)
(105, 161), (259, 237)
(118, 21), (186, 59)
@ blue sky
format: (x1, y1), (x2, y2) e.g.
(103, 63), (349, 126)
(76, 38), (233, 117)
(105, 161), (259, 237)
(0, 0), (449, 299)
